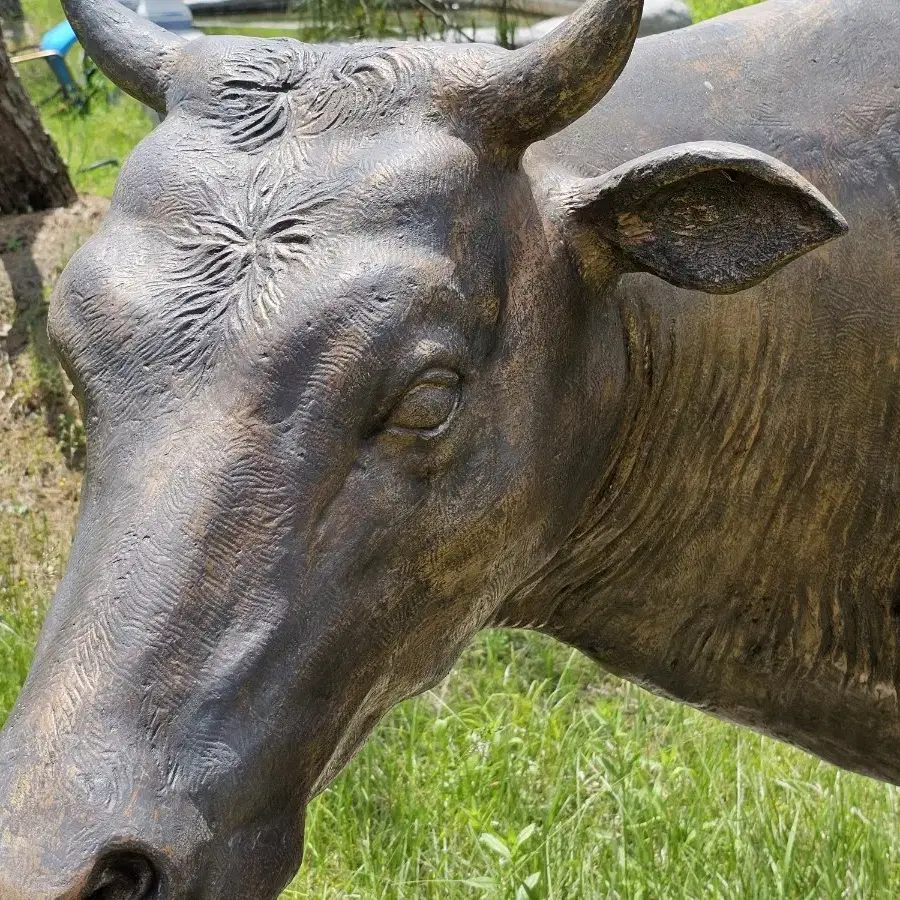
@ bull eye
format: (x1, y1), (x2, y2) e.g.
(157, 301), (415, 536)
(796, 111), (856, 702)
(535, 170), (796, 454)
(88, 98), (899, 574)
(386, 370), (461, 436)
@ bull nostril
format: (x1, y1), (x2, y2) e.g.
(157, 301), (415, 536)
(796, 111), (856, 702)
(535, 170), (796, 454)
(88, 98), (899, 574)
(81, 851), (159, 900)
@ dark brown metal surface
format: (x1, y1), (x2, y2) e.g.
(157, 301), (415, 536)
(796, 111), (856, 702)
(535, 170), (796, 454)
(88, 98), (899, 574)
(0, 0), (890, 896)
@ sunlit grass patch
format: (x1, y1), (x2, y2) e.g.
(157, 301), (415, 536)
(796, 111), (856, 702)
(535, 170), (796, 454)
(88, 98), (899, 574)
(686, 0), (760, 21)
(282, 631), (900, 898)
(0, 507), (64, 727)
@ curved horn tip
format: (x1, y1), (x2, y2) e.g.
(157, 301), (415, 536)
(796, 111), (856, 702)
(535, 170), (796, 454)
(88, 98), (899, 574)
(61, 0), (185, 112)
(458, 0), (644, 158)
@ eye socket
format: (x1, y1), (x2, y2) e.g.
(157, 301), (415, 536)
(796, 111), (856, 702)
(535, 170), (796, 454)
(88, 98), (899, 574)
(385, 370), (461, 436)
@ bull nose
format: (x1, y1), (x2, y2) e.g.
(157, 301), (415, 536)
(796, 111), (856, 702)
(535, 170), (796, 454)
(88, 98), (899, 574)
(0, 848), (161, 900)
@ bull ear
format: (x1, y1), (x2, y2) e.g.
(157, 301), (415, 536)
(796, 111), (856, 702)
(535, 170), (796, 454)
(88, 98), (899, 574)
(565, 141), (848, 294)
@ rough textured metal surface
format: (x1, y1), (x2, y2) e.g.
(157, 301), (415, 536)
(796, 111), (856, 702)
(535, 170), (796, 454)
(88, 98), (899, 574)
(0, 0), (892, 897)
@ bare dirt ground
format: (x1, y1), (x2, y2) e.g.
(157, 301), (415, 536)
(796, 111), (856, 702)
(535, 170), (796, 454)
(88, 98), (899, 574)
(0, 196), (107, 611)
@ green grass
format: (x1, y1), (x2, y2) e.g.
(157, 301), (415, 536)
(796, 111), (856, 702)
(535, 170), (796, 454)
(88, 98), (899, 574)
(10, 0), (154, 196)
(200, 24), (303, 39)
(0, 517), (51, 719)
(15, 0), (64, 34)
(687, 0), (760, 21)
(279, 630), (900, 899)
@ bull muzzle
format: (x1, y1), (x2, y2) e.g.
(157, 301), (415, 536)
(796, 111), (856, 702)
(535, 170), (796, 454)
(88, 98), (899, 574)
(0, 729), (208, 900)
(0, 848), (160, 900)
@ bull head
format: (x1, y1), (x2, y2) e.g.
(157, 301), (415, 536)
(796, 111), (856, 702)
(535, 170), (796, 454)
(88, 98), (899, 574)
(0, 1), (846, 897)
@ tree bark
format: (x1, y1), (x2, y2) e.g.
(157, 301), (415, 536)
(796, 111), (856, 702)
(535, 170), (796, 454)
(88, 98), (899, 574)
(0, 32), (77, 215)
(0, 0), (23, 22)
(0, 1), (26, 50)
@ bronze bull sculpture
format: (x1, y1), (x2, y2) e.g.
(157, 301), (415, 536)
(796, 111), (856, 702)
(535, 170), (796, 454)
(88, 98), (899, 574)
(2, 0), (898, 895)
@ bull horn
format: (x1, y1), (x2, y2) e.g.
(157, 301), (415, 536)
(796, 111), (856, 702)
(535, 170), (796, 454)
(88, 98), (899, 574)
(61, 0), (185, 113)
(455, 0), (644, 156)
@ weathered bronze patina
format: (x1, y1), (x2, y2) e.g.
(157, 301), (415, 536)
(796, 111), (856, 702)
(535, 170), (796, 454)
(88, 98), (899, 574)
(2, 0), (897, 896)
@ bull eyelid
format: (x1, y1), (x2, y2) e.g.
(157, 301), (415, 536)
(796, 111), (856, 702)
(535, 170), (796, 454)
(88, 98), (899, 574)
(382, 368), (462, 439)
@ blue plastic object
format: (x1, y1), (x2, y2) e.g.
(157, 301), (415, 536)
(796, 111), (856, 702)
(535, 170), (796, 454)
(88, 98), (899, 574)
(39, 20), (79, 97)
(40, 20), (78, 56)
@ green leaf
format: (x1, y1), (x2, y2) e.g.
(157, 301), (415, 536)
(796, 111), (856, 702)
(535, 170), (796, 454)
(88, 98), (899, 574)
(462, 877), (498, 891)
(480, 832), (512, 860)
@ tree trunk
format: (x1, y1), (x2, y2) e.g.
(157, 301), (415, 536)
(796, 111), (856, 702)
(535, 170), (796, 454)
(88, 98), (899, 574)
(0, 32), (76, 215)
(0, 0), (22, 23)
(0, 1), (26, 50)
